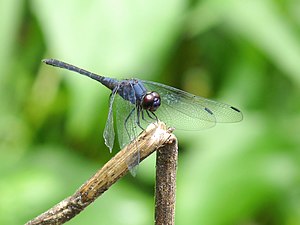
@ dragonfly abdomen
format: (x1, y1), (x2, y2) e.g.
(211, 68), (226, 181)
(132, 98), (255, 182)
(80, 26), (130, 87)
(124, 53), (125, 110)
(42, 59), (119, 91)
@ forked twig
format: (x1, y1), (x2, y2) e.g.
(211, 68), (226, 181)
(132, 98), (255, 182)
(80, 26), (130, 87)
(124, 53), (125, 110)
(25, 121), (176, 225)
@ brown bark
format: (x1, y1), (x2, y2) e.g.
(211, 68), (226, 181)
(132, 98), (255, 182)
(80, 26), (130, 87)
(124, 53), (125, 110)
(26, 122), (176, 225)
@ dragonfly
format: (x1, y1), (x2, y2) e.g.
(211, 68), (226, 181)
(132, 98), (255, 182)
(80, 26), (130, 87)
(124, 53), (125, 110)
(42, 59), (243, 171)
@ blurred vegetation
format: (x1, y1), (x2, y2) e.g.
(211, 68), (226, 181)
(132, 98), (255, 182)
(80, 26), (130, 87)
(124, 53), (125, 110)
(1, 0), (300, 224)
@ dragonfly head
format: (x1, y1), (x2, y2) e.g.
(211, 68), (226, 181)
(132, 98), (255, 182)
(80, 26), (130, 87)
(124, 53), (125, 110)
(141, 91), (161, 112)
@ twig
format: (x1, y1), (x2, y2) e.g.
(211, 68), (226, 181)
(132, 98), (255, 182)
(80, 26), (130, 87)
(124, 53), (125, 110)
(155, 129), (178, 225)
(25, 121), (175, 225)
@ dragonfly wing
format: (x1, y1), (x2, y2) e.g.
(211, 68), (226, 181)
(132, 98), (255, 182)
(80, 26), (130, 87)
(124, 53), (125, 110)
(103, 87), (118, 152)
(115, 94), (141, 176)
(115, 95), (136, 148)
(141, 80), (242, 130)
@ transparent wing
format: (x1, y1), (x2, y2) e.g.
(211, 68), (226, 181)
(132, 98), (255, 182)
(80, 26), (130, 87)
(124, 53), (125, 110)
(141, 80), (243, 130)
(103, 87), (118, 152)
(115, 94), (141, 176)
(115, 95), (138, 148)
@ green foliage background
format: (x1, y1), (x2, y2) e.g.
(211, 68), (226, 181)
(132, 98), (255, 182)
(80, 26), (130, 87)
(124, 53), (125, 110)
(1, 0), (300, 224)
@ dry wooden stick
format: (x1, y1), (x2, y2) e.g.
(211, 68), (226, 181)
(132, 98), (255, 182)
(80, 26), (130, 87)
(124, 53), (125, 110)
(155, 131), (178, 225)
(25, 121), (176, 225)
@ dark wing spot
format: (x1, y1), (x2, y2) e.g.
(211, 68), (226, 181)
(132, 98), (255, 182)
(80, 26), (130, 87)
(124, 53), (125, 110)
(205, 107), (213, 115)
(230, 106), (241, 112)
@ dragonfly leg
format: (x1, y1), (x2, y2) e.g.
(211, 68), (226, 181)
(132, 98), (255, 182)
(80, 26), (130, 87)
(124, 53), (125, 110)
(139, 110), (157, 125)
(136, 107), (144, 130)
(141, 109), (151, 122)
(146, 110), (158, 122)
(124, 107), (136, 138)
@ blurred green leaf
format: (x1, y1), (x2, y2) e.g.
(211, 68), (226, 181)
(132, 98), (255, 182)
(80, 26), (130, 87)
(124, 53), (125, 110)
(0, 0), (300, 224)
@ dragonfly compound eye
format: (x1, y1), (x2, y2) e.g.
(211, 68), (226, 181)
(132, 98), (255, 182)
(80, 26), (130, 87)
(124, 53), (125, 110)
(142, 91), (161, 112)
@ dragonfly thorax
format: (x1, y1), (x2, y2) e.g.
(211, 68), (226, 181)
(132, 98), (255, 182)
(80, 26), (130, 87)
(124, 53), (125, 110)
(141, 91), (161, 112)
